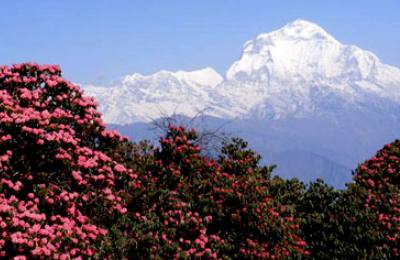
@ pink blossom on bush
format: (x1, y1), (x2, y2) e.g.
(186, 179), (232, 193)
(0, 63), (136, 258)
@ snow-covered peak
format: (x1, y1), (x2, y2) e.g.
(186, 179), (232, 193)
(274, 19), (337, 41)
(122, 67), (223, 88)
(225, 19), (400, 89)
(175, 67), (223, 87)
(227, 19), (346, 81)
(84, 67), (226, 124)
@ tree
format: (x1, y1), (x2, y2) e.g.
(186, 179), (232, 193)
(110, 126), (309, 259)
(345, 140), (400, 258)
(0, 63), (137, 258)
(283, 142), (400, 259)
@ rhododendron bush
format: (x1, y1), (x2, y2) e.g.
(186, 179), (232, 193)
(348, 140), (400, 258)
(108, 128), (308, 258)
(272, 142), (400, 259)
(0, 63), (135, 258)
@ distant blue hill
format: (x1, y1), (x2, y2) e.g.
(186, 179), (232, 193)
(109, 109), (399, 189)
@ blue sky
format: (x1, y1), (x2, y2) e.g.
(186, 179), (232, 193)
(2, 0), (399, 83)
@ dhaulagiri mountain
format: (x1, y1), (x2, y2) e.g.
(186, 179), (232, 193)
(84, 19), (400, 188)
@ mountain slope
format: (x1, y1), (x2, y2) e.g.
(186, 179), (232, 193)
(268, 149), (352, 187)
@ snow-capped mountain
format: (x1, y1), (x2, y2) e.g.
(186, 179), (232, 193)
(221, 19), (400, 119)
(85, 67), (223, 124)
(84, 19), (400, 125)
(84, 19), (400, 187)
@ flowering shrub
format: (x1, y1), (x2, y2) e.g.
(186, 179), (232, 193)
(284, 141), (400, 259)
(0, 63), (136, 259)
(350, 140), (400, 258)
(109, 126), (308, 259)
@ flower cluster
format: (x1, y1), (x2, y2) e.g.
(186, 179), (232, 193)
(0, 63), (136, 258)
(352, 140), (400, 257)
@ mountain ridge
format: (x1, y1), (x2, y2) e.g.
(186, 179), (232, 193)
(84, 19), (400, 125)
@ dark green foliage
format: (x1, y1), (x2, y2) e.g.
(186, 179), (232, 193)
(106, 132), (399, 259)
(269, 140), (400, 259)
(105, 126), (308, 259)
